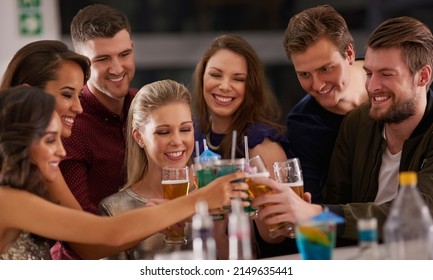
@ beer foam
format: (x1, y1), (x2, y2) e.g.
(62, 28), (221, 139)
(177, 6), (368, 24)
(282, 181), (304, 188)
(246, 172), (270, 178)
(161, 179), (189, 184)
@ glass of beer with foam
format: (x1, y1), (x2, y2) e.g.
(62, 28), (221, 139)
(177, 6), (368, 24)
(247, 155), (297, 238)
(245, 155), (271, 217)
(162, 166), (190, 244)
(272, 158), (304, 238)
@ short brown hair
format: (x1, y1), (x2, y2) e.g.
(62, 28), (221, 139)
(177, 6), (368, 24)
(367, 16), (433, 87)
(70, 4), (131, 50)
(283, 5), (354, 60)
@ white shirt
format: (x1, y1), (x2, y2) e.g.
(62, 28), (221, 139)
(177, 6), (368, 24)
(375, 128), (401, 204)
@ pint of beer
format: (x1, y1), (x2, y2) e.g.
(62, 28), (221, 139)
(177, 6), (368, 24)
(272, 158), (304, 238)
(273, 158), (304, 198)
(162, 166), (190, 244)
(246, 172), (272, 199)
(281, 182), (304, 198)
(162, 179), (190, 200)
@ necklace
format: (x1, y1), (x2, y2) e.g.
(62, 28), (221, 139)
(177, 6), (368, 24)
(206, 132), (220, 150)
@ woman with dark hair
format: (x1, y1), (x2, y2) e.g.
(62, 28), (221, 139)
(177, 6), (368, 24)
(1, 40), (90, 138)
(1, 40), (90, 213)
(192, 34), (291, 258)
(0, 86), (247, 260)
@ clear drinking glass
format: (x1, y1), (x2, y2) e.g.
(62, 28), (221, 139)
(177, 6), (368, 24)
(272, 158), (304, 238)
(295, 220), (336, 260)
(245, 155), (271, 217)
(193, 158), (245, 220)
(162, 166), (190, 244)
(246, 155), (294, 238)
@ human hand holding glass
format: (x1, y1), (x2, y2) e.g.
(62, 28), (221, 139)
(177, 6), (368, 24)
(244, 157), (295, 239)
(193, 158), (245, 220)
(271, 158), (304, 238)
(162, 166), (190, 244)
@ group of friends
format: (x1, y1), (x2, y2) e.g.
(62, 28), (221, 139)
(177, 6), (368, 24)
(1, 4), (433, 260)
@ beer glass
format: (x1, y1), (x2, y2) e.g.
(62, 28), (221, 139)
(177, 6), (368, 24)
(272, 158), (304, 238)
(162, 166), (190, 244)
(245, 155), (271, 216)
(273, 158), (304, 197)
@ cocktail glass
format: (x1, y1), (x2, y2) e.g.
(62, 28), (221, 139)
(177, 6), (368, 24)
(193, 158), (245, 220)
(295, 220), (336, 260)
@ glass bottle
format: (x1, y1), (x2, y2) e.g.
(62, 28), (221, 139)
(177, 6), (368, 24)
(192, 201), (216, 260)
(228, 199), (252, 260)
(383, 171), (433, 259)
(353, 218), (380, 259)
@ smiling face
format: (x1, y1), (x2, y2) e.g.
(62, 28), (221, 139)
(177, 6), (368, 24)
(203, 49), (247, 130)
(44, 60), (84, 138)
(29, 112), (66, 182)
(291, 38), (354, 113)
(77, 29), (135, 101)
(364, 47), (419, 123)
(137, 102), (194, 169)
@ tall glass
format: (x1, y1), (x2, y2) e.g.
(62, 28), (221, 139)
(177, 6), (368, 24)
(246, 156), (294, 238)
(162, 166), (190, 244)
(245, 155), (271, 216)
(193, 158), (245, 220)
(272, 158), (304, 238)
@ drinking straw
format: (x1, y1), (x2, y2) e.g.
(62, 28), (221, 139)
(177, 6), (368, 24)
(203, 139), (208, 150)
(195, 141), (200, 158)
(244, 135), (249, 161)
(231, 130), (237, 159)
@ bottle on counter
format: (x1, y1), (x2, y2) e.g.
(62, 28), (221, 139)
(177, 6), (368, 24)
(228, 199), (252, 260)
(352, 218), (381, 259)
(192, 200), (216, 260)
(383, 171), (433, 259)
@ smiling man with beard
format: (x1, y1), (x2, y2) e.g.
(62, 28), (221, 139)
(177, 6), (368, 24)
(253, 15), (433, 247)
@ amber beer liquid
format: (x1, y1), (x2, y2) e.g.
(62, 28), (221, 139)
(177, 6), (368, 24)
(245, 172), (288, 235)
(246, 172), (271, 199)
(162, 179), (190, 200)
(268, 181), (304, 238)
(282, 181), (304, 198)
(270, 181), (303, 236)
(162, 179), (190, 244)
(247, 174), (303, 238)
(243, 172), (270, 214)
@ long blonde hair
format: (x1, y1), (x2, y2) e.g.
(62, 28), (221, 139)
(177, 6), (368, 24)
(123, 79), (192, 189)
